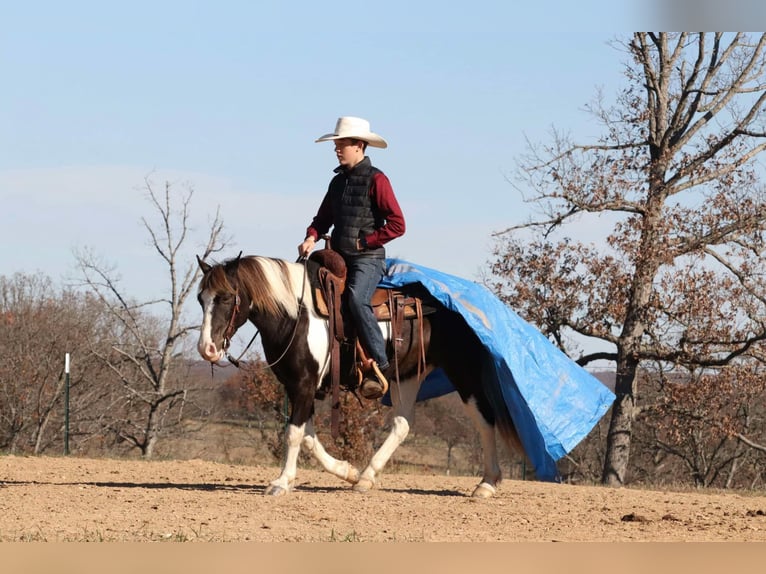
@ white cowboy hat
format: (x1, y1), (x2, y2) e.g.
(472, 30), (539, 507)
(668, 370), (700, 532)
(315, 116), (388, 148)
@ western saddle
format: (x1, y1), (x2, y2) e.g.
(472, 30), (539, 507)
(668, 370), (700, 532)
(306, 248), (428, 437)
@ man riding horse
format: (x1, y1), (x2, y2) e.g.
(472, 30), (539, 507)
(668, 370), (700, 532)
(298, 116), (406, 400)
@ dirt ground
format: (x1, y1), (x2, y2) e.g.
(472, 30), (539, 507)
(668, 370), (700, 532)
(1, 454), (766, 542)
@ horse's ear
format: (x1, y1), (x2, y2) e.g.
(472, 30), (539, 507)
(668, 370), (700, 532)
(197, 255), (212, 274)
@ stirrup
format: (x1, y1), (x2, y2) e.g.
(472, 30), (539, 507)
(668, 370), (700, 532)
(359, 362), (389, 400)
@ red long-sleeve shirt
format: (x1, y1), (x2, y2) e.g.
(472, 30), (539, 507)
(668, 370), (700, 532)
(306, 170), (405, 249)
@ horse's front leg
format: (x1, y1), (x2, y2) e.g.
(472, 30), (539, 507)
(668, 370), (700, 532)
(354, 376), (423, 493)
(264, 421), (305, 496)
(301, 418), (360, 485)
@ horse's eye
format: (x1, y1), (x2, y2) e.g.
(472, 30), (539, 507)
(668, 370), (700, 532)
(214, 294), (233, 305)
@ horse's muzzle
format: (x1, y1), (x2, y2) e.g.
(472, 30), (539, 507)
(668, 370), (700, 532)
(198, 340), (225, 363)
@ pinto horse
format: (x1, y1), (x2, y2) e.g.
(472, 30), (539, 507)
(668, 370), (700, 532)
(196, 254), (523, 497)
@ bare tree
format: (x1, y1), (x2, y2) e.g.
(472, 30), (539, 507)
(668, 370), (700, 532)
(75, 178), (227, 457)
(635, 365), (766, 488)
(0, 273), (115, 454)
(489, 33), (766, 485)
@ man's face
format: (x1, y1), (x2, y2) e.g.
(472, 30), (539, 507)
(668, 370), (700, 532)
(333, 138), (365, 168)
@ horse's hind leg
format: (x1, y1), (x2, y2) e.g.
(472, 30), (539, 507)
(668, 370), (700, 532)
(301, 419), (360, 484)
(463, 397), (502, 498)
(353, 415), (409, 493)
(354, 376), (423, 493)
(265, 418), (360, 495)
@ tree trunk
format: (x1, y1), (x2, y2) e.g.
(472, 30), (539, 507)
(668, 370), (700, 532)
(144, 433), (157, 459)
(33, 418), (47, 455)
(602, 355), (639, 485)
(601, 163), (666, 485)
(142, 405), (160, 459)
(725, 457), (739, 489)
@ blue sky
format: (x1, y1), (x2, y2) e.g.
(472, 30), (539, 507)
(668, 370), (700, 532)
(2, 2), (722, 311)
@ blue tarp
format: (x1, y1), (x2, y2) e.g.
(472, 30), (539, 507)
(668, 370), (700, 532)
(378, 259), (615, 482)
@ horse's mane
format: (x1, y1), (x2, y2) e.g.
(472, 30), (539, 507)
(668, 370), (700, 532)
(200, 256), (303, 318)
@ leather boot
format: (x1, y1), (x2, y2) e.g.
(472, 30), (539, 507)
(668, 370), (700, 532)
(359, 361), (389, 400)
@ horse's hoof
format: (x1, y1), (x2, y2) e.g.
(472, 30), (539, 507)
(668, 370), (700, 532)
(264, 483), (291, 496)
(471, 482), (496, 499)
(352, 477), (375, 494)
(345, 465), (361, 484)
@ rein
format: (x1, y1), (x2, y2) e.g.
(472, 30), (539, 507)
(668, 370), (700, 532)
(222, 293), (242, 352)
(221, 258), (309, 370)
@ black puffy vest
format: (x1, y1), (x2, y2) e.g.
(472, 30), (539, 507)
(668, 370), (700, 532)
(329, 157), (385, 259)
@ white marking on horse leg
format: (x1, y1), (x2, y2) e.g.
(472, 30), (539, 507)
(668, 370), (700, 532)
(463, 397), (502, 498)
(354, 415), (410, 493)
(301, 420), (359, 484)
(354, 376), (422, 493)
(264, 422), (305, 496)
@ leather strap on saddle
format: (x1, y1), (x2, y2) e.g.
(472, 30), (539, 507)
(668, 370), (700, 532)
(307, 248), (429, 438)
(318, 266), (346, 342)
(326, 272), (343, 439)
(355, 291), (426, 402)
(307, 249), (348, 438)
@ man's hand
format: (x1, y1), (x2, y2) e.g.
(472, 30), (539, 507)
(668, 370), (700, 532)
(298, 236), (316, 257)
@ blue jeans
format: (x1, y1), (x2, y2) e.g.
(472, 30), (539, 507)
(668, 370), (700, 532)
(344, 257), (388, 369)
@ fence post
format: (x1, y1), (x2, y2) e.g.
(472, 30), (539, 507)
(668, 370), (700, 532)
(64, 353), (70, 455)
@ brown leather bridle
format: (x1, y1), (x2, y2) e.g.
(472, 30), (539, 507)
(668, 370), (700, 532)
(217, 258), (309, 369)
(222, 291), (241, 353)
